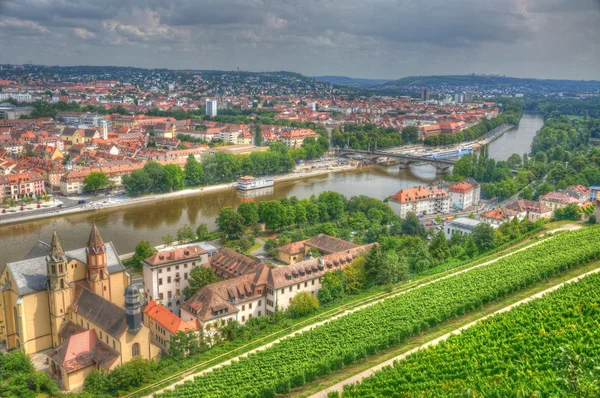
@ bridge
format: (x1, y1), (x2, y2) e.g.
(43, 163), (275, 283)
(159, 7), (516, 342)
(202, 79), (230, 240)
(337, 148), (457, 173)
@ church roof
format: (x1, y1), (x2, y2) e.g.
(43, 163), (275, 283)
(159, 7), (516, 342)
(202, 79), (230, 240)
(87, 223), (106, 254)
(5, 240), (124, 296)
(71, 284), (128, 338)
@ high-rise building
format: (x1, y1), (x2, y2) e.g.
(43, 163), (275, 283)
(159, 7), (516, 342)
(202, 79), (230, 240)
(422, 88), (429, 101)
(464, 92), (474, 102)
(455, 93), (464, 103)
(205, 99), (218, 117)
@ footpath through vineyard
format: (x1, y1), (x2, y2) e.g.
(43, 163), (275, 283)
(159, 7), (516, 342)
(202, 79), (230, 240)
(308, 256), (600, 397)
(149, 226), (575, 397)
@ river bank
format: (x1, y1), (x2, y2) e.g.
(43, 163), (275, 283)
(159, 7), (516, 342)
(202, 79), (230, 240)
(0, 162), (361, 228)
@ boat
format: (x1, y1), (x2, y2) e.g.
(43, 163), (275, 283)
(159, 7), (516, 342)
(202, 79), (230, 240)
(237, 176), (274, 191)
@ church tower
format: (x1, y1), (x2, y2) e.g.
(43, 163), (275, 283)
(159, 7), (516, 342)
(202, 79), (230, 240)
(86, 224), (112, 301)
(47, 229), (71, 347)
(124, 282), (142, 333)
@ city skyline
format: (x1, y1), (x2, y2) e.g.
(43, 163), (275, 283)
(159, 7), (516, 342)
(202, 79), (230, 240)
(1, 0), (599, 80)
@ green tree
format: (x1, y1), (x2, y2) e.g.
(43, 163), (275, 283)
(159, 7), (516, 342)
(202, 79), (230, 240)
(471, 222), (497, 252)
(343, 256), (367, 294)
(553, 203), (582, 221)
(162, 233), (175, 247)
(364, 245), (384, 285)
(84, 171), (109, 193)
(216, 206), (245, 239)
(259, 200), (285, 231)
(168, 330), (201, 359)
(184, 154), (204, 186)
(254, 124), (263, 146)
(318, 270), (345, 304)
(402, 212), (425, 236)
(401, 126), (419, 144)
(429, 231), (450, 262)
(237, 202), (259, 226)
(176, 224), (196, 243)
(131, 240), (157, 269)
(377, 252), (409, 285)
(162, 164), (185, 192)
(122, 169), (152, 197)
(183, 266), (220, 300)
(288, 291), (320, 318)
(196, 223), (211, 241)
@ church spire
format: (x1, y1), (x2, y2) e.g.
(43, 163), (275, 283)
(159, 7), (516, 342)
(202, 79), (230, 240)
(87, 223), (106, 254)
(49, 228), (65, 261)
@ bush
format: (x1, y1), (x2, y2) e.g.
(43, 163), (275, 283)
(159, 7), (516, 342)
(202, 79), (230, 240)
(288, 291), (320, 318)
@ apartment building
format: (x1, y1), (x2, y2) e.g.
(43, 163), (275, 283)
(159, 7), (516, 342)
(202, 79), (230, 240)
(388, 186), (450, 218)
(142, 243), (217, 315)
(448, 180), (480, 210)
(0, 171), (46, 200)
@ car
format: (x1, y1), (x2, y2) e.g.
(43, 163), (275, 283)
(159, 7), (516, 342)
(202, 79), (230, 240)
(425, 222), (433, 227)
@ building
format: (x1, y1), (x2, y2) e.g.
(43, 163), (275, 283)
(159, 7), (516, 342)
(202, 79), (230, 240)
(180, 243), (375, 341)
(504, 200), (552, 222)
(422, 88), (429, 101)
(209, 247), (260, 279)
(448, 180), (480, 210)
(479, 208), (520, 226)
(0, 171), (45, 200)
(0, 102), (35, 119)
(388, 186), (450, 218)
(277, 240), (308, 264)
(205, 99), (218, 117)
(0, 225), (160, 390)
(143, 300), (199, 353)
(279, 128), (318, 148)
(276, 234), (358, 265)
(539, 185), (590, 211)
(142, 243), (217, 315)
(444, 217), (496, 239)
(454, 93), (464, 103)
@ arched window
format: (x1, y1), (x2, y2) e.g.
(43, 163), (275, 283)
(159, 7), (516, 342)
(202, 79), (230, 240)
(59, 264), (63, 273)
(132, 343), (140, 357)
(13, 307), (20, 334)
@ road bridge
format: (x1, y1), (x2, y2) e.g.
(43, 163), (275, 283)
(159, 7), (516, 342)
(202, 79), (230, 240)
(338, 148), (457, 173)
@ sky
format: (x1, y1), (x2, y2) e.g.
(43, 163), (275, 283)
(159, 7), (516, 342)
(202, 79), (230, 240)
(0, 0), (599, 80)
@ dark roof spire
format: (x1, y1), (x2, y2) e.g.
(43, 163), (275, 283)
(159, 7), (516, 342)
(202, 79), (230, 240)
(87, 223), (106, 254)
(50, 228), (65, 261)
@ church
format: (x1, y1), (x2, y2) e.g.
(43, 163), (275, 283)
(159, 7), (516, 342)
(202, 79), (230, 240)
(0, 225), (160, 391)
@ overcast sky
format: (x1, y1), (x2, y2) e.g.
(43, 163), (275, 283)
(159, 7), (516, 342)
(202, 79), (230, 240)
(0, 0), (599, 80)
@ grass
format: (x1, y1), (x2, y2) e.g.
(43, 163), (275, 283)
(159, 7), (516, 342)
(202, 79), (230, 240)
(287, 258), (600, 398)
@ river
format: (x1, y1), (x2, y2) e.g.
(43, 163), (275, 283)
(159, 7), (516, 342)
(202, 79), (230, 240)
(0, 113), (544, 264)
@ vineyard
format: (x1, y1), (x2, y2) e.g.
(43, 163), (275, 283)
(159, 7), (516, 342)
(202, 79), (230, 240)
(157, 226), (600, 398)
(339, 271), (600, 397)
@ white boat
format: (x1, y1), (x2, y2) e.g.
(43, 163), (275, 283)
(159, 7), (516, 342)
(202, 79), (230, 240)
(237, 176), (274, 191)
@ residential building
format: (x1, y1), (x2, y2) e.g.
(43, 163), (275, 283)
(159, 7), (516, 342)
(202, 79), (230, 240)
(279, 128), (318, 148)
(277, 240), (307, 264)
(0, 102), (35, 119)
(0, 225), (160, 391)
(479, 208), (520, 226)
(205, 99), (218, 117)
(448, 180), (480, 210)
(504, 200), (552, 222)
(0, 171), (45, 200)
(142, 243), (216, 315)
(388, 186), (450, 218)
(539, 185), (590, 211)
(143, 300), (199, 353)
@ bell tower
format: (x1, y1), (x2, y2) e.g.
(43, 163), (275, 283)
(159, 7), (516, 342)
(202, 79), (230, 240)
(86, 223), (112, 301)
(47, 229), (71, 347)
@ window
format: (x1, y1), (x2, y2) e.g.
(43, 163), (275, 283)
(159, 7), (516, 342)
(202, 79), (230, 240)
(242, 316), (245, 322)
(159, 293), (164, 300)
(289, 287), (292, 293)
(242, 305), (245, 311)
(304, 282), (307, 287)
(192, 262), (196, 266)
(175, 265), (179, 270)
(249, 303), (252, 309)
(60, 279), (64, 289)
(258, 300), (262, 306)
(184, 263), (188, 268)
(168, 291), (172, 299)
(184, 273), (188, 280)
(312, 280), (315, 286)
(176, 289), (180, 296)
(266, 299), (274, 307)
(258, 311), (262, 316)
(297, 284), (300, 290)
(159, 278), (163, 286)
(168, 302), (172, 307)
(132, 343), (140, 357)
(167, 277), (171, 283)
(167, 267), (171, 272)
(159, 269), (162, 274)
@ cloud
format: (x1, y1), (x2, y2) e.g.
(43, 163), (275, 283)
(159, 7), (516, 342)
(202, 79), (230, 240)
(0, 0), (598, 79)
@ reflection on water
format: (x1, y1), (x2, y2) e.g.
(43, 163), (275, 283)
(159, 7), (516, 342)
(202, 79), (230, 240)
(0, 114), (543, 264)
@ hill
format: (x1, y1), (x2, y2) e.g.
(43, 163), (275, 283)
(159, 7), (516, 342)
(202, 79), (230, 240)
(314, 75), (392, 87)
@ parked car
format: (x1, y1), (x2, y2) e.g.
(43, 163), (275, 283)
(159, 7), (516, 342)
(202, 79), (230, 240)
(78, 200), (86, 204)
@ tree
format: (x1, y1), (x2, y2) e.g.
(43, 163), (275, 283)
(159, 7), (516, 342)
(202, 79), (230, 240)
(343, 256), (367, 294)
(184, 154), (204, 186)
(183, 266), (220, 300)
(122, 169), (152, 197)
(364, 245), (384, 286)
(471, 222), (497, 252)
(377, 252), (409, 285)
(84, 171), (109, 193)
(196, 223), (211, 241)
(176, 224), (196, 243)
(402, 212), (425, 236)
(216, 207), (245, 239)
(162, 164), (185, 192)
(162, 233), (175, 247)
(168, 330), (201, 359)
(288, 291), (320, 318)
(401, 126), (419, 144)
(131, 240), (157, 269)
(318, 270), (345, 304)
(258, 200), (285, 231)
(553, 203), (581, 221)
(429, 231), (450, 262)
(237, 202), (259, 226)
(254, 124), (263, 146)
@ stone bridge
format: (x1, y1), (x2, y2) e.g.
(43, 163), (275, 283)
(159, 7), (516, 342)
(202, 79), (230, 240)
(338, 148), (457, 174)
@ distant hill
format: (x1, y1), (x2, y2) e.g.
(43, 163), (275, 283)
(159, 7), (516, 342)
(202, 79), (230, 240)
(314, 75), (392, 87)
(376, 75), (600, 93)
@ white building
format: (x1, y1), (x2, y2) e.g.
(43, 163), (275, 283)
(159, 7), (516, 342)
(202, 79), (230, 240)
(388, 186), (450, 218)
(205, 99), (218, 117)
(142, 243), (218, 315)
(444, 217), (496, 239)
(448, 180), (481, 211)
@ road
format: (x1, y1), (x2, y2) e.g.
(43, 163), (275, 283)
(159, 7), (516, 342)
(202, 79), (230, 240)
(308, 253), (598, 398)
